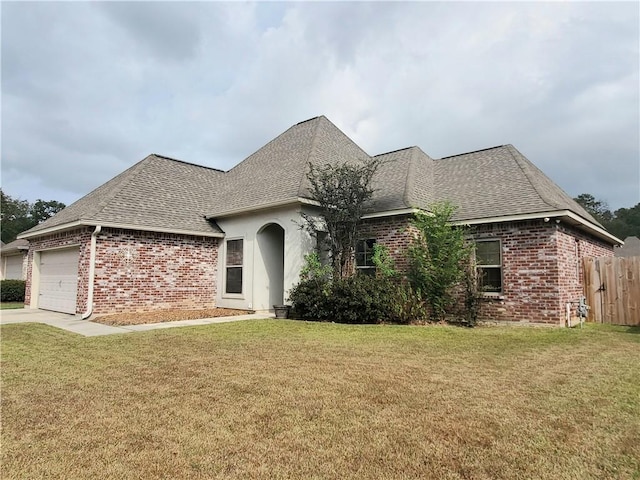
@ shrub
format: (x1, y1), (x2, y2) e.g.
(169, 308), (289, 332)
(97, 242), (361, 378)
(1, 280), (26, 302)
(290, 247), (429, 325)
(288, 277), (332, 320)
(408, 202), (473, 322)
(328, 275), (392, 324)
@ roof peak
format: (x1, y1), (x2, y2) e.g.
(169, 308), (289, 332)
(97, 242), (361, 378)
(439, 145), (506, 160)
(151, 153), (225, 173)
(374, 146), (419, 157)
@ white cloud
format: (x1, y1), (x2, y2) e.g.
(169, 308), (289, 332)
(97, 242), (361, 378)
(1, 1), (638, 210)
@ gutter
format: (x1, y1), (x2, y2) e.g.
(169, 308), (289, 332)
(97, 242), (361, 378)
(452, 210), (623, 245)
(18, 221), (224, 240)
(81, 225), (101, 320)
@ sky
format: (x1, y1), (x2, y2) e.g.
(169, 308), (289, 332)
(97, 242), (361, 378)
(2, 1), (639, 212)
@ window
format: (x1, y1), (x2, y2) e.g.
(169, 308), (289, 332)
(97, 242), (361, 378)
(476, 240), (502, 293)
(356, 239), (376, 276)
(225, 239), (243, 294)
(316, 231), (331, 267)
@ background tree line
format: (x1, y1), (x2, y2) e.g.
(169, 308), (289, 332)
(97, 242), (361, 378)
(574, 193), (640, 239)
(0, 189), (66, 244)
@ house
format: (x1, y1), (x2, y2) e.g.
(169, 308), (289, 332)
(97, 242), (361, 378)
(19, 116), (620, 324)
(615, 236), (640, 257)
(1, 239), (29, 280)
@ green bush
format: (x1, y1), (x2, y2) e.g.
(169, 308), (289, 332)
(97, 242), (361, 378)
(289, 274), (426, 325)
(288, 277), (332, 320)
(1, 280), (26, 302)
(289, 248), (428, 325)
(328, 275), (392, 324)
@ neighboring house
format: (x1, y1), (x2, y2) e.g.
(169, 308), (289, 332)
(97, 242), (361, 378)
(1, 239), (29, 280)
(615, 236), (640, 257)
(19, 116), (621, 324)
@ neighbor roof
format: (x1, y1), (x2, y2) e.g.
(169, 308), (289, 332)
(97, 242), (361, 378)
(615, 236), (640, 257)
(21, 155), (225, 238)
(19, 115), (612, 243)
(0, 238), (29, 255)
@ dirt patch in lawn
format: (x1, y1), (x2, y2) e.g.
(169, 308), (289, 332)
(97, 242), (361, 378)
(93, 308), (253, 326)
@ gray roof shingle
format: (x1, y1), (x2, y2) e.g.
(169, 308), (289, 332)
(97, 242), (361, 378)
(209, 116), (374, 216)
(20, 116), (607, 240)
(0, 238), (29, 254)
(23, 155), (225, 236)
(434, 145), (601, 226)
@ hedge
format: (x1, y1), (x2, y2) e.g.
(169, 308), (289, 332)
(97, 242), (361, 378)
(1, 280), (26, 302)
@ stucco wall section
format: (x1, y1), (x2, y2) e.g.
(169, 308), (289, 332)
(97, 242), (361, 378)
(217, 205), (314, 311)
(24, 228), (93, 314)
(92, 229), (218, 314)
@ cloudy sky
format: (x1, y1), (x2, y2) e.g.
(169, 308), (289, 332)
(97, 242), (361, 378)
(2, 1), (639, 211)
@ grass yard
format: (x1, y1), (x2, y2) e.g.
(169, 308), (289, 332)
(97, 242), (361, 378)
(1, 321), (639, 479)
(0, 302), (24, 310)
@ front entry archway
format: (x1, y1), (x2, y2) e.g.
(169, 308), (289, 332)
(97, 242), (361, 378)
(255, 223), (285, 311)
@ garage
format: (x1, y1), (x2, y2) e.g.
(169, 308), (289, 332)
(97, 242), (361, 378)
(38, 248), (80, 314)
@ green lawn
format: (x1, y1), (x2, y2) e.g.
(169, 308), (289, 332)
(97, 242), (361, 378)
(1, 320), (639, 479)
(0, 302), (24, 310)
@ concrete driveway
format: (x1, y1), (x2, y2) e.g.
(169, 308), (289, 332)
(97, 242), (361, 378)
(0, 308), (132, 336)
(0, 308), (271, 337)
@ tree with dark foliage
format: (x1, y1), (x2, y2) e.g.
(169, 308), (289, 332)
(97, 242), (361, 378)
(0, 190), (66, 243)
(574, 193), (639, 239)
(301, 159), (381, 278)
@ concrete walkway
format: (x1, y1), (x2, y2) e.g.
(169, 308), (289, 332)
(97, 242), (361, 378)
(0, 308), (272, 337)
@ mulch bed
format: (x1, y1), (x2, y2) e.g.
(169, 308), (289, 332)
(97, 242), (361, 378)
(93, 308), (253, 326)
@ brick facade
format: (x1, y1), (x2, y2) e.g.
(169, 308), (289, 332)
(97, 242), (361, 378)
(359, 216), (614, 325)
(470, 220), (610, 325)
(24, 215), (613, 322)
(358, 214), (417, 272)
(25, 228), (93, 313)
(25, 227), (219, 315)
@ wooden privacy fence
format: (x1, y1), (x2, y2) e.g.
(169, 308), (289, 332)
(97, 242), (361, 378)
(583, 256), (640, 326)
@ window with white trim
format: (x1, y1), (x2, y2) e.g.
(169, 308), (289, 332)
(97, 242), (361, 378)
(476, 240), (502, 293)
(225, 239), (243, 294)
(356, 239), (376, 276)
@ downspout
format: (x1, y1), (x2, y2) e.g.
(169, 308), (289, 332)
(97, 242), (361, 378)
(82, 225), (102, 320)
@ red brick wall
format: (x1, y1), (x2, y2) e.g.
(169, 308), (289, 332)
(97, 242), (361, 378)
(556, 224), (613, 318)
(93, 229), (219, 314)
(358, 215), (417, 272)
(359, 216), (614, 325)
(25, 227), (219, 315)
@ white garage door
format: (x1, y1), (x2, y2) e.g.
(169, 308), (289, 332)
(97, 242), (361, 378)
(39, 248), (80, 314)
(4, 255), (24, 280)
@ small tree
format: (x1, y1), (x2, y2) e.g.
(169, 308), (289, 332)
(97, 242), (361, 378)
(408, 202), (473, 321)
(302, 159), (381, 278)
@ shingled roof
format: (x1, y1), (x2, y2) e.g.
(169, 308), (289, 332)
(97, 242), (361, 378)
(434, 145), (601, 226)
(19, 115), (613, 243)
(22, 155), (225, 237)
(0, 238), (29, 254)
(207, 116), (373, 217)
